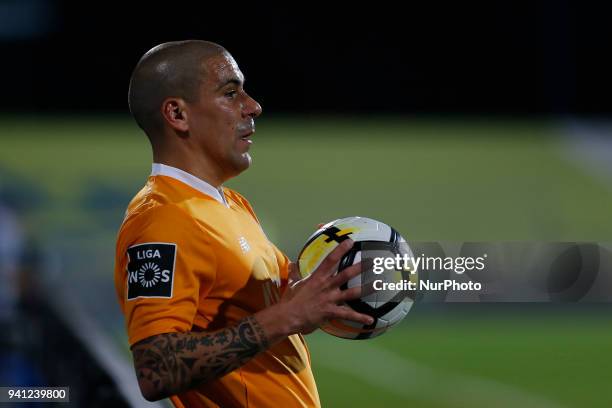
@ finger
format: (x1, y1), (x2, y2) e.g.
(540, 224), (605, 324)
(316, 223), (325, 229)
(329, 282), (372, 303)
(329, 262), (362, 288)
(312, 239), (354, 278)
(334, 285), (364, 302)
(332, 305), (374, 326)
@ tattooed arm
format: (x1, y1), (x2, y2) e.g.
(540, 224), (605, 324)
(131, 240), (373, 401)
(131, 315), (277, 401)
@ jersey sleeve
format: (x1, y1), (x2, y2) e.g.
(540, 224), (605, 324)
(115, 204), (216, 346)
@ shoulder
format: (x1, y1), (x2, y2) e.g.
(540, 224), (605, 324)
(117, 200), (204, 251)
(121, 176), (203, 230)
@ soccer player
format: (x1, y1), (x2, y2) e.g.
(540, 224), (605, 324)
(114, 40), (373, 407)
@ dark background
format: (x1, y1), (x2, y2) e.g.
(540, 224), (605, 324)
(1, 0), (610, 115)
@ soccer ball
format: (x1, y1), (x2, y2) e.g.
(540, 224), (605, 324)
(297, 216), (417, 339)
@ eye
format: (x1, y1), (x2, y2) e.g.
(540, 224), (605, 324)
(225, 90), (238, 99)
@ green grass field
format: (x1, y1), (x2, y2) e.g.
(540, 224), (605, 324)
(1, 116), (611, 407)
(310, 306), (612, 408)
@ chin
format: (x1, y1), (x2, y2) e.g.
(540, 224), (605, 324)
(243, 152), (252, 167)
(229, 153), (252, 176)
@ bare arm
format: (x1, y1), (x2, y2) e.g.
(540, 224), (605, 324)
(132, 315), (275, 401)
(132, 239), (372, 401)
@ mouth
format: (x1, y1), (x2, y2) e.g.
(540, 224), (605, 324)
(239, 129), (255, 143)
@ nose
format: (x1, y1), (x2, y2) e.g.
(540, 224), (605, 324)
(243, 93), (262, 118)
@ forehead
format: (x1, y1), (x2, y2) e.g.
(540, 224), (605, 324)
(201, 53), (244, 88)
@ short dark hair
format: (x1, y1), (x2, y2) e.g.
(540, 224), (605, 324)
(128, 40), (226, 138)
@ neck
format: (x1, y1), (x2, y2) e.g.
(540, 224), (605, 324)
(153, 148), (225, 188)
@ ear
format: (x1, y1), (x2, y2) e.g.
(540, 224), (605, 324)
(161, 98), (189, 132)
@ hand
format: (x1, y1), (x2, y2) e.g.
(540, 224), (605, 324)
(278, 239), (374, 335)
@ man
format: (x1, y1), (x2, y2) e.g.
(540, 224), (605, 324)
(114, 40), (373, 407)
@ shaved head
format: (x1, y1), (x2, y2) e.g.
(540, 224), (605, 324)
(128, 40), (226, 138)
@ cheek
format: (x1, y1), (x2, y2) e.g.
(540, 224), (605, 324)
(217, 101), (241, 126)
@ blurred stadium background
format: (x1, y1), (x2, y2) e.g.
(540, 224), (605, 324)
(1, 1), (612, 407)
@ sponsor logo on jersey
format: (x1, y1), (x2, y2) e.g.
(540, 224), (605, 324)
(239, 236), (251, 253)
(126, 242), (176, 300)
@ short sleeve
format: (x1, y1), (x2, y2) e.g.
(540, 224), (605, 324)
(114, 204), (216, 346)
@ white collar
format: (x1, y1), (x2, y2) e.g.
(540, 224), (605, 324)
(151, 163), (229, 207)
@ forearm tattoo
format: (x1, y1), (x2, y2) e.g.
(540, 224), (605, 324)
(131, 316), (269, 400)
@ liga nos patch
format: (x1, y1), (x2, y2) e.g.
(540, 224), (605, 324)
(127, 242), (176, 300)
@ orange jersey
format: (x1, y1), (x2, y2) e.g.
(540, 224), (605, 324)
(114, 164), (320, 408)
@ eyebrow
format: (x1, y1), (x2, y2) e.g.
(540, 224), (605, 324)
(216, 77), (243, 91)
